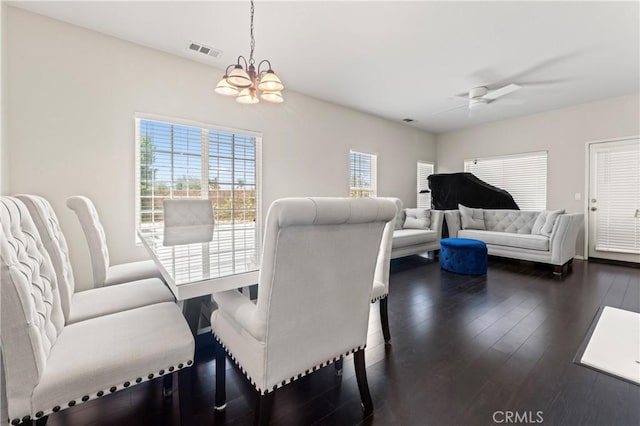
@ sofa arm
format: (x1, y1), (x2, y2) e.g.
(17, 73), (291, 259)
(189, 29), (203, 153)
(430, 210), (444, 239)
(444, 210), (461, 237)
(549, 213), (584, 265)
(213, 290), (265, 341)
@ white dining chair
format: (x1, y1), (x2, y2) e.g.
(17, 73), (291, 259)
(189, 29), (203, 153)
(17, 194), (174, 324)
(210, 197), (396, 424)
(66, 195), (162, 287)
(371, 197), (401, 344)
(0, 197), (194, 426)
(162, 199), (214, 245)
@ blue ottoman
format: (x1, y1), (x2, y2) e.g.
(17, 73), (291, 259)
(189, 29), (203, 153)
(440, 238), (488, 275)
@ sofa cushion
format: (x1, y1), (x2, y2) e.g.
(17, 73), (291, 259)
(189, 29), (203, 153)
(531, 209), (565, 237)
(459, 204), (485, 230)
(459, 230), (549, 251)
(404, 208), (431, 229)
(483, 210), (539, 234)
(392, 229), (438, 249)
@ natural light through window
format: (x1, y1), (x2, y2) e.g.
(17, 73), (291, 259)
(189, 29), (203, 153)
(135, 117), (261, 266)
(350, 150), (377, 198)
(464, 151), (547, 211)
(417, 162), (434, 208)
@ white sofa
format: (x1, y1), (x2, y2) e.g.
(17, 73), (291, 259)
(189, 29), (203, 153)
(444, 206), (583, 276)
(388, 198), (444, 259)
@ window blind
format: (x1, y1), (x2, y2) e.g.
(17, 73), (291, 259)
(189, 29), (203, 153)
(594, 141), (640, 254)
(135, 117), (261, 270)
(417, 162), (434, 208)
(350, 150), (377, 198)
(464, 151), (547, 211)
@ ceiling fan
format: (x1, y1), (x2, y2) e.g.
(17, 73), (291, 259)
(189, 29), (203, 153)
(432, 83), (522, 116)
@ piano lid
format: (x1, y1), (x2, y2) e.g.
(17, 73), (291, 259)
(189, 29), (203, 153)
(427, 172), (519, 210)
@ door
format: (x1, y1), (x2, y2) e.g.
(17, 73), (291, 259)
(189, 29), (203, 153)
(588, 138), (640, 263)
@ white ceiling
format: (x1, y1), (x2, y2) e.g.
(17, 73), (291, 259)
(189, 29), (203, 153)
(10, 1), (640, 133)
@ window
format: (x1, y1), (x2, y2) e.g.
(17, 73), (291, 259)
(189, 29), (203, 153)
(464, 151), (547, 211)
(350, 150), (377, 198)
(592, 139), (640, 254)
(135, 116), (261, 252)
(417, 162), (434, 208)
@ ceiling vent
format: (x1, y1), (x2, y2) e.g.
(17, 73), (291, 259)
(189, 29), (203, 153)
(187, 41), (222, 58)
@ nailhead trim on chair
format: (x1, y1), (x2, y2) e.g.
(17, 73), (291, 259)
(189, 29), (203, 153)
(8, 360), (193, 425)
(370, 293), (388, 303)
(213, 334), (366, 395)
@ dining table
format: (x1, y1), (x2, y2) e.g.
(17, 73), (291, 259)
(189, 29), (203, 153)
(138, 223), (260, 335)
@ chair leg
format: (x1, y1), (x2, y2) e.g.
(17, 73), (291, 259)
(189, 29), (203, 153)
(214, 338), (227, 411)
(254, 391), (275, 426)
(178, 369), (193, 425)
(334, 357), (344, 376)
(163, 373), (174, 398)
(354, 349), (373, 416)
(32, 417), (48, 426)
(380, 297), (391, 344)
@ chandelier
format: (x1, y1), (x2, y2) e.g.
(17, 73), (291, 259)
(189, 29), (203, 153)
(214, 0), (284, 104)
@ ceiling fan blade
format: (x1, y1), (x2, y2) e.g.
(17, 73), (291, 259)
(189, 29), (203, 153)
(484, 83), (521, 100)
(492, 98), (525, 106)
(432, 103), (467, 115)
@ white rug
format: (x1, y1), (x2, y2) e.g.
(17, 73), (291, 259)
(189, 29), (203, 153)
(577, 306), (640, 385)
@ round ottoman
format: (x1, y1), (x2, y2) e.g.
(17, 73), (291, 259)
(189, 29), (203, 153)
(440, 238), (488, 275)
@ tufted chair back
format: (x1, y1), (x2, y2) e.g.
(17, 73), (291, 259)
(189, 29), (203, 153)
(66, 196), (110, 287)
(163, 199), (214, 227)
(0, 197), (65, 417)
(17, 195), (76, 321)
(252, 197), (396, 391)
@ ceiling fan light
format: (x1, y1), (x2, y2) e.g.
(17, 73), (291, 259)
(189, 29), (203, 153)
(257, 70), (284, 92)
(260, 90), (283, 103)
(236, 88), (260, 104)
(227, 65), (252, 88)
(215, 76), (239, 96)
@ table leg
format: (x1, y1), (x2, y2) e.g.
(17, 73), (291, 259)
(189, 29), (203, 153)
(182, 296), (209, 336)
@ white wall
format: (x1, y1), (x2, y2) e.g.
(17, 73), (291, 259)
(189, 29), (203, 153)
(0, 2), (8, 423)
(5, 7), (436, 289)
(437, 93), (640, 256)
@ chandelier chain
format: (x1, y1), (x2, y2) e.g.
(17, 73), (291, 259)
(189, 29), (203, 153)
(249, 0), (255, 65)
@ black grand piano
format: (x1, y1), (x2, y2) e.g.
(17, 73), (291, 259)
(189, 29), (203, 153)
(427, 172), (519, 210)
(426, 173), (518, 237)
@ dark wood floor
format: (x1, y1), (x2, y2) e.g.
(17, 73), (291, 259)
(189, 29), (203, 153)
(47, 257), (640, 426)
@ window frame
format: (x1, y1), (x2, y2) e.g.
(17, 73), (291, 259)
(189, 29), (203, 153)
(463, 150), (548, 211)
(349, 149), (378, 198)
(134, 113), (262, 249)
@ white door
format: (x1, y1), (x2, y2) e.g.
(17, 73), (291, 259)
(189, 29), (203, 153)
(588, 138), (640, 263)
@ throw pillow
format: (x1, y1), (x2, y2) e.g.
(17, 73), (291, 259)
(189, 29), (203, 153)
(404, 208), (431, 229)
(459, 204), (485, 230)
(540, 209), (565, 237)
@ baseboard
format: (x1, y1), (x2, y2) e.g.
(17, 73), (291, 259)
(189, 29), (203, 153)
(574, 255), (585, 260)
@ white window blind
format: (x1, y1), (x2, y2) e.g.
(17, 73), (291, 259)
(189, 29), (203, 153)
(417, 162), (434, 208)
(350, 150), (377, 198)
(464, 151), (547, 211)
(135, 117), (261, 268)
(594, 141), (640, 254)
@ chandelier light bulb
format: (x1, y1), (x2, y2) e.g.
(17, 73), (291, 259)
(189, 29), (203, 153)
(215, 77), (239, 96)
(236, 88), (260, 104)
(257, 70), (284, 92)
(260, 90), (283, 104)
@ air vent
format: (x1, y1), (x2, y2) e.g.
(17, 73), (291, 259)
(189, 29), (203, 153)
(187, 41), (222, 58)
(402, 118), (415, 123)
